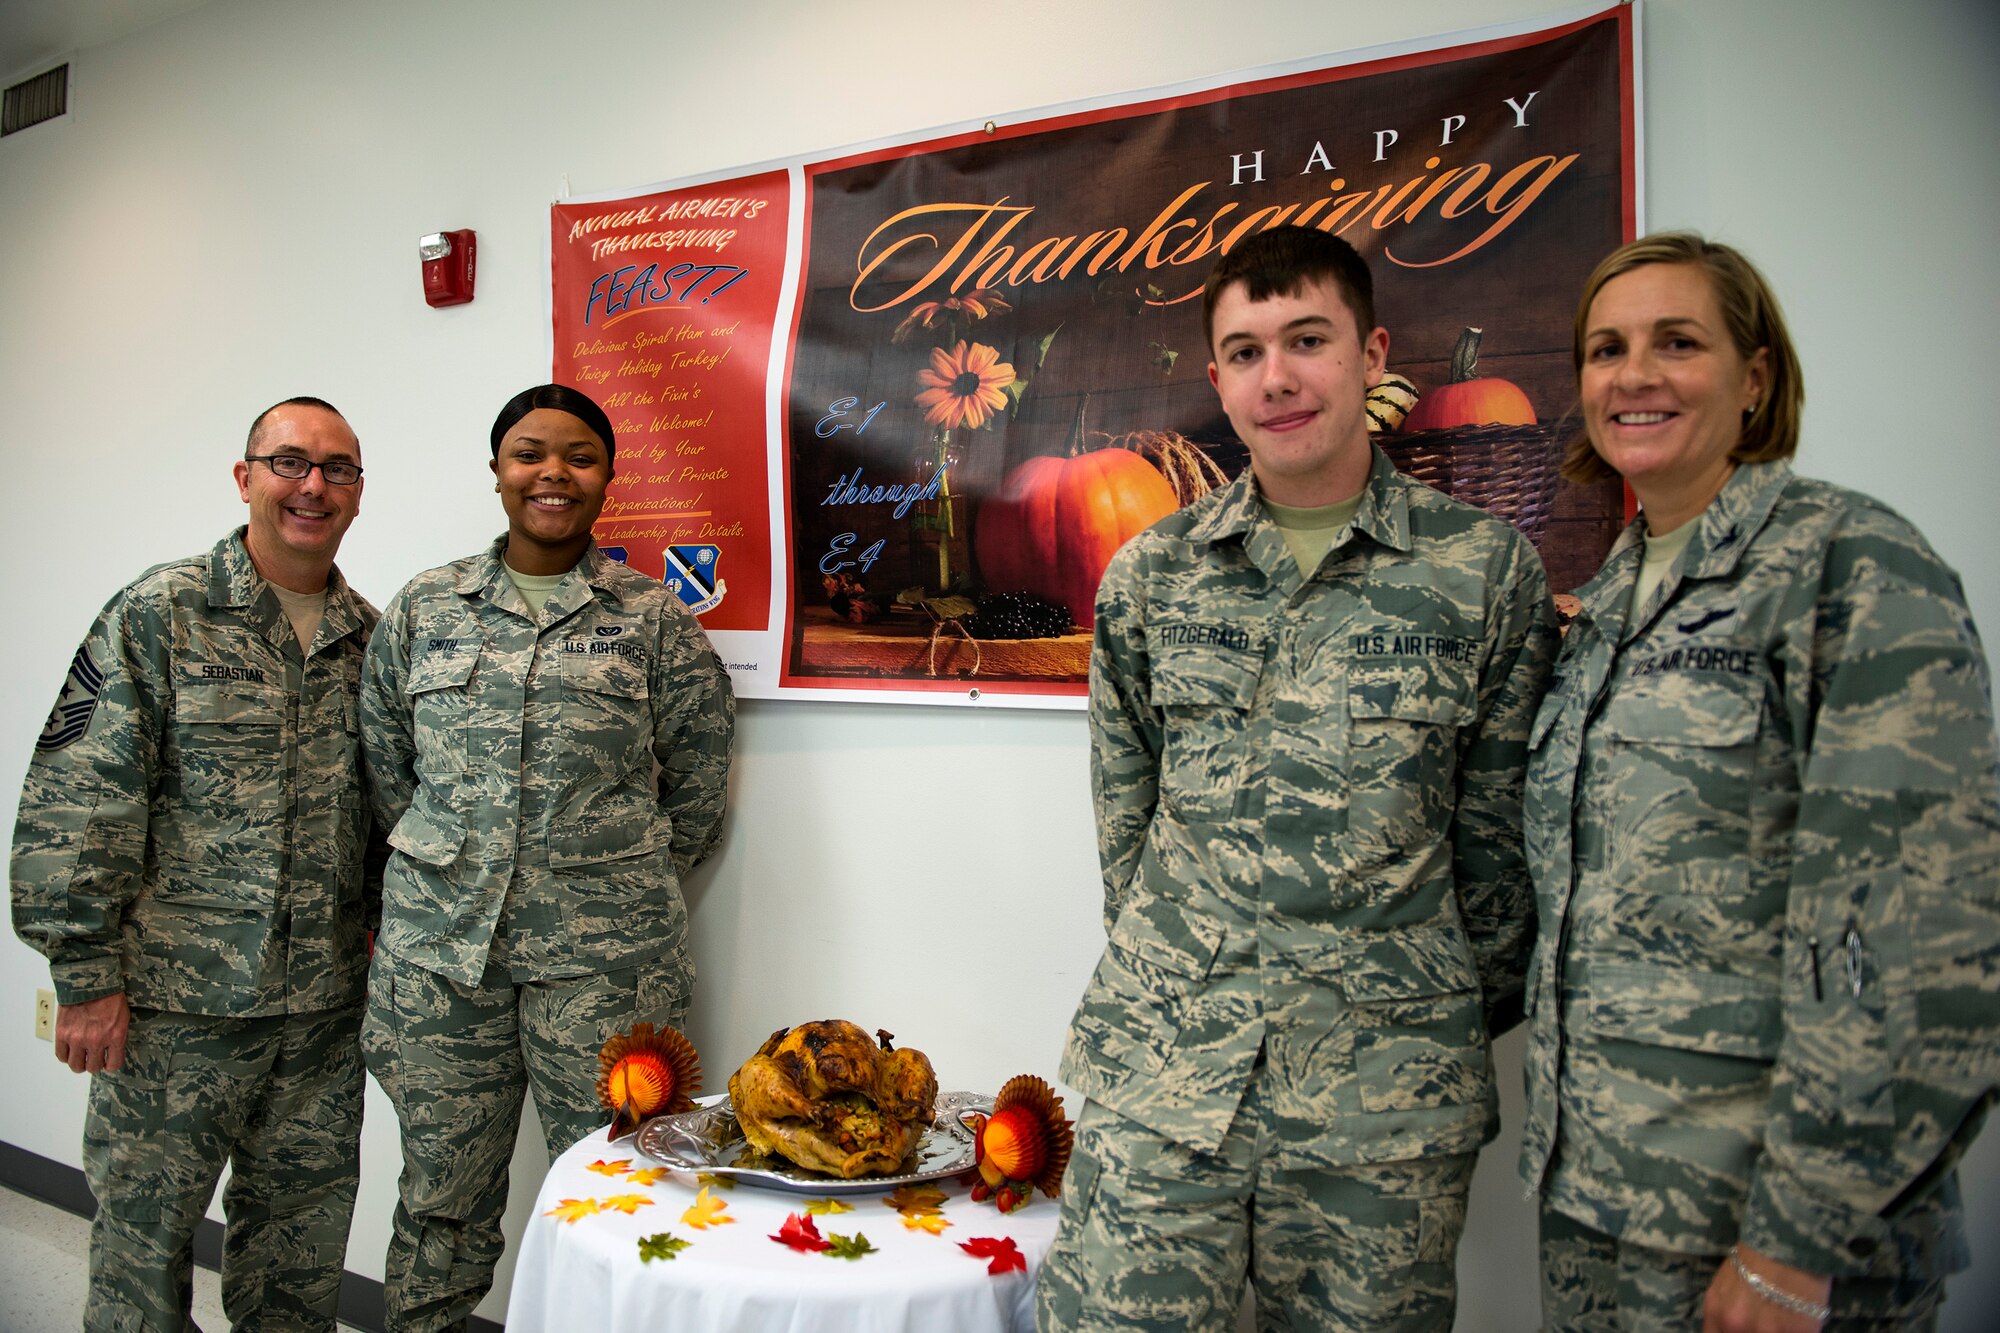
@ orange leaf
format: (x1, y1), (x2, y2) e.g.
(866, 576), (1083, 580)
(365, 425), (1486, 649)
(902, 1211), (952, 1235)
(547, 1197), (602, 1224)
(681, 1185), (735, 1230)
(624, 1167), (668, 1186)
(587, 1158), (633, 1177)
(599, 1193), (656, 1215)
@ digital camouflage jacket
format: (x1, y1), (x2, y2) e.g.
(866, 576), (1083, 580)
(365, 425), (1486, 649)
(1061, 450), (1558, 1163)
(1521, 459), (2000, 1281)
(12, 529), (380, 1017)
(360, 538), (734, 985)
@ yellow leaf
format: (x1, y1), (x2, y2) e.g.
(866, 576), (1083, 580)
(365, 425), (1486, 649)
(902, 1211), (952, 1234)
(587, 1158), (634, 1177)
(547, 1197), (602, 1224)
(804, 1198), (854, 1216)
(682, 1185), (735, 1230)
(697, 1172), (738, 1190)
(625, 1167), (668, 1186)
(600, 1193), (656, 1215)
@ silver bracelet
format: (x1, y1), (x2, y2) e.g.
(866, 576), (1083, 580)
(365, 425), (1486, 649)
(1729, 1246), (1831, 1323)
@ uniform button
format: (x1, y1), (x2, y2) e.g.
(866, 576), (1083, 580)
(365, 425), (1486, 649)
(1735, 1001), (1764, 1032)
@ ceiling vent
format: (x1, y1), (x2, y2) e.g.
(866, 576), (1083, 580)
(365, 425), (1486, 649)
(3, 63), (68, 137)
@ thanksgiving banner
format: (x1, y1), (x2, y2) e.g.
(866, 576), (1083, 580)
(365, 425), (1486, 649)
(551, 2), (1638, 707)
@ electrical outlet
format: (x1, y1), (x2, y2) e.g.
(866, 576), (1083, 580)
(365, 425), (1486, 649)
(34, 988), (55, 1042)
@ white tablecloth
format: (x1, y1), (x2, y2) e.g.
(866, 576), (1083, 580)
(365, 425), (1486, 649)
(507, 1118), (1060, 1333)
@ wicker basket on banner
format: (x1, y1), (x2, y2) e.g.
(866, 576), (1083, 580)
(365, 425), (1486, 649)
(1377, 422), (1563, 546)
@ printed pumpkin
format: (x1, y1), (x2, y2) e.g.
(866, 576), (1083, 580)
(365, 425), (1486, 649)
(975, 449), (1176, 629)
(1403, 326), (1536, 430)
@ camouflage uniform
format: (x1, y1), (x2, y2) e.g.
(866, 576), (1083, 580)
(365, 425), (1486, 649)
(11, 528), (379, 1331)
(1520, 460), (2000, 1326)
(1041, 451), (1558, 1331)
(358, 536), (733, 1333)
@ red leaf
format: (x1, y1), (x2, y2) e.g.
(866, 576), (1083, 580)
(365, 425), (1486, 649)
(959, 1235), (1026, 1274)
(772, 1211), (832, 1253)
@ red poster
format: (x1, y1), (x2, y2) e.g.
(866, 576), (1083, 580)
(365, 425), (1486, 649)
(550, 171), (788, 632)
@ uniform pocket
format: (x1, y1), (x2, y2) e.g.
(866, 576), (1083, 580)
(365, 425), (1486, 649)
(1149, 648), (1260, 822)
(1341, 924), (1489, 1114)
(406, 647), (479, 779)
(1576, 961), (1780, 1060)
(174, 677), (283, 806)
(1597, 673), (1762, 837)
(1346, 664), (1477, 851)
(561, 651), (654, 776)
(1070, 896), (1224, 1075)
(388, 791), (469, 867)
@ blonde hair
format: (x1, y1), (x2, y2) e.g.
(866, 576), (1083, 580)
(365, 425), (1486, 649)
(1561, 232), (1804, 485)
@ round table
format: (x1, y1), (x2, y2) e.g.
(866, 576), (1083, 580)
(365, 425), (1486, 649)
(507, 1112), (1061, 1333)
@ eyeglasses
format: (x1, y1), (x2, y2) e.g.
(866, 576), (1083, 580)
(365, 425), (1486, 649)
(245, 454), (363, 485)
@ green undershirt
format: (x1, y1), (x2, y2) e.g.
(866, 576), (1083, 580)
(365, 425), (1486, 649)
(504, 563), (567, 617)
(1632, 514), (1699, 617)
(1263, 494), (1364, 578)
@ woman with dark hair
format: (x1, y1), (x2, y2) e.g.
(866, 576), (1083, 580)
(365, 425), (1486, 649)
(1520, 234), (2000, 1331)
(359, 383), (735, 1330)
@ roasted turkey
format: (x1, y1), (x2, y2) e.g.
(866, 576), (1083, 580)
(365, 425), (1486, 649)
(728, 1020), (939, 1178)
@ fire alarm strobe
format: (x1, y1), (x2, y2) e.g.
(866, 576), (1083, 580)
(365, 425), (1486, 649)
(419, 229), (476, 307)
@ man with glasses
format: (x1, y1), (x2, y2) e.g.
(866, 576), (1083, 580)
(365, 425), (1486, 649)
(12, 396), (379, 1331)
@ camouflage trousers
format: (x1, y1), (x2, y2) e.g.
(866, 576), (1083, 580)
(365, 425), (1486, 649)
(1036, 1084), (1474, 1333)
(360, 947), (690, 1333)
(81, 1004), (364, 1333)
(1538, 1204), (1944, 1331)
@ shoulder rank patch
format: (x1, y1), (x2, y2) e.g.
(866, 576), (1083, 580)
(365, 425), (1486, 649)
(37, 644), (106, 752)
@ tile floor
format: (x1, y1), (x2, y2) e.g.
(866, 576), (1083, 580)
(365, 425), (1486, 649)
(0, 1183), (366, 1332)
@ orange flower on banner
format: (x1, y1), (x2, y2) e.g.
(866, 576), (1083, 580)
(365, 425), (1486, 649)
(960, 1235), (1027, 1275)
(599, 1193), (656, 1216)
(903, 1211), (952, 1235)
(915, 341), (1016, 431)
(681, 1186), (734, 1230)
(892, 289), (1012, 342)
(547, 1198), (602, 1224)
(587, 1159), (632, 1177)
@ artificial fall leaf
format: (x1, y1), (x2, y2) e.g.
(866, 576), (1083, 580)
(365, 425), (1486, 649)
(885, 1184), (948, 1215)
(902, 1211), (952, 1235)
(825, 1231), (877, 1261)
(587, 1158), (633, 1178)
(696, 1173), (737, 1191)
(960, 1235), (1027, 1275)
(637, 1232), (689, 1263)
(625, 1167), (668, 1186)
(803, 1198), (854, 1216)
(547, 1198), (602, 1224)
(681, 1186), (734, 1230)
(772, 1212), (832, 1253)
(599, 1193), (655, 1216)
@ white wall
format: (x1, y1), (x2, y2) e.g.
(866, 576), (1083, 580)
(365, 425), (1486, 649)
(1, 0), (1994, 1326)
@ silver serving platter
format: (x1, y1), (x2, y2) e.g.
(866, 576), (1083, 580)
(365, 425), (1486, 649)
(634, 1090), (992, 1196)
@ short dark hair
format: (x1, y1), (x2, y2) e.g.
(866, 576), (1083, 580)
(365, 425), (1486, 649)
(246, 396), (347, 456)
(489, 383), (616, 460)
(1201, 227), (1377, 355)
(1561, 232), (1804, 485)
